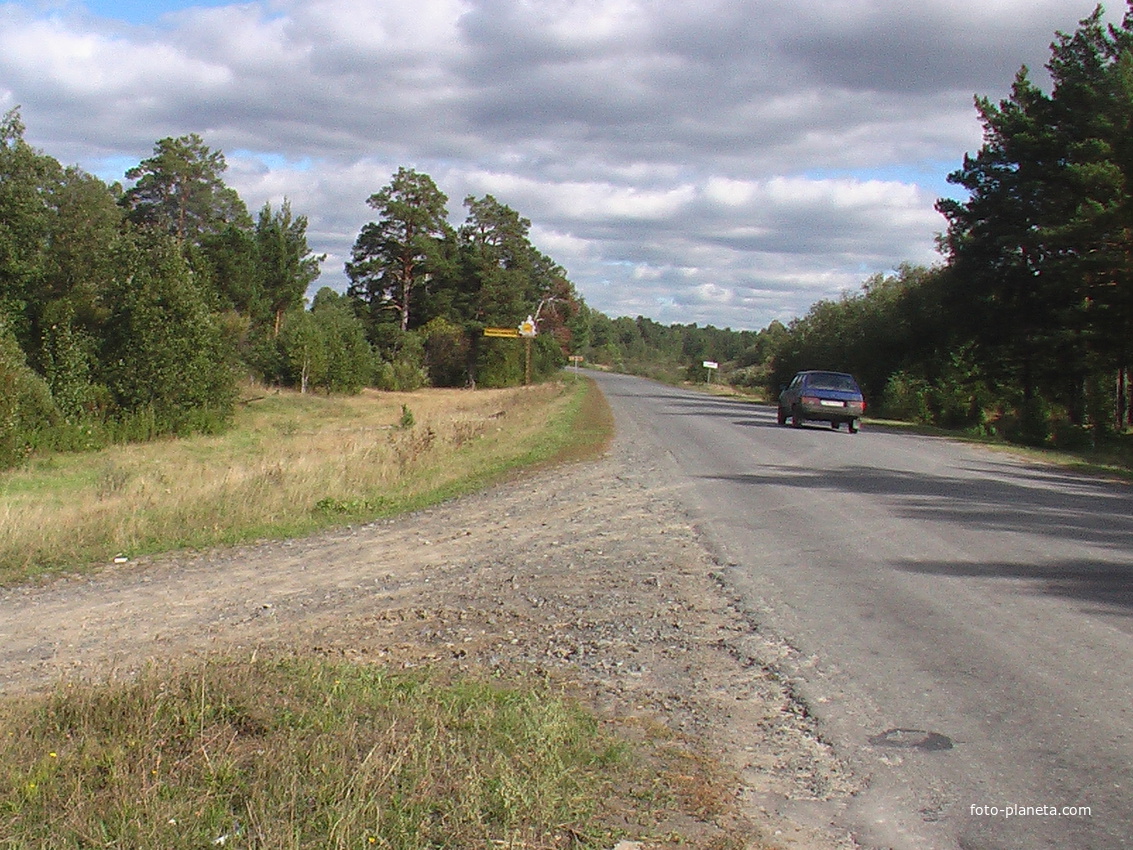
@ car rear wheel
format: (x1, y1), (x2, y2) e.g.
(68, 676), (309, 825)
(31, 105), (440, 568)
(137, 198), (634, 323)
(790, 408), (803, 428)
(777, 407), (788, 426)
(848, 419), (860, 434)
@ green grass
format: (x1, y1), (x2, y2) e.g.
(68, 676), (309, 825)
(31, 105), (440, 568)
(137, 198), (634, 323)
(0, 658), (652, 849)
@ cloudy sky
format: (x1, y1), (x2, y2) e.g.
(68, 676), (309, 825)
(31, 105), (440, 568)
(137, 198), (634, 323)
(0, 0), (1119, 330)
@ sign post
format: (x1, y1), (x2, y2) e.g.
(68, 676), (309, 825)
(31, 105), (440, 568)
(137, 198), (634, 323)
(703, 360), (719, 384)
(519, 315), (537, 385)
(483, 316), (538, 384)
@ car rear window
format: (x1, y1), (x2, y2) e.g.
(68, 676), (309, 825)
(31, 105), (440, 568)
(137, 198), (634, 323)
(807, 373), (858, 392)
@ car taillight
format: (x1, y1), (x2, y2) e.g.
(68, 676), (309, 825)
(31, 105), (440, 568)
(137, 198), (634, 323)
(802, 396), (820, 405)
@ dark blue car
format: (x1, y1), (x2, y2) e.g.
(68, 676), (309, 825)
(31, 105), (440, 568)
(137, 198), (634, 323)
(777, 370), (865, 432)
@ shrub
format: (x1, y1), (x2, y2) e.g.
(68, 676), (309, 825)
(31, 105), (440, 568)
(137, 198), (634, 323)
(0, 321), (61, 468)
(374, 359), (428, 392)
(1051, 420), (1094, 450)
(420, 317), (469, 387)
(880, 371), (933, 423)
(476, 339), (523, 388)
(532, 333), (567, 381)
(100, 236), (237, 435)
(399, 403), (415, 429)
(1001, 397), (1052, 446)
(372, 328), (428, 391)
(728, 364), (770, 392)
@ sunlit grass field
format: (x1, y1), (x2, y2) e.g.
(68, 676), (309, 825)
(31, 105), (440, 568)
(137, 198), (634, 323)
(0, 378), (611, 586)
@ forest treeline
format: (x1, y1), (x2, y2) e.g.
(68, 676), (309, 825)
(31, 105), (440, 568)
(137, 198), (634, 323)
(0, 112), (590, 468)
(3, 6), (1132, 469)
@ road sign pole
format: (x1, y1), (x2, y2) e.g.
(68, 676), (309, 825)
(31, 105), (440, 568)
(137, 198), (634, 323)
(484, 317), (536, 384)
(518, 315), (537, 384)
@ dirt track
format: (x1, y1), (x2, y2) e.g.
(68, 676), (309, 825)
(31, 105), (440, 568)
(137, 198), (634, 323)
(0, 419), (859, 849)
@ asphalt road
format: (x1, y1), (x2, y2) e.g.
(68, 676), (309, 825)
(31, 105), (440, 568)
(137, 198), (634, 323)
(591, 371), (1133, 850)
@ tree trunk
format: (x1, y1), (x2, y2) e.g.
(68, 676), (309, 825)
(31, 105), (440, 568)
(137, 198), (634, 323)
(400, 263), (412, 332)
(1128, 366), (1133, 429)
(1119, 367), (1129, 431)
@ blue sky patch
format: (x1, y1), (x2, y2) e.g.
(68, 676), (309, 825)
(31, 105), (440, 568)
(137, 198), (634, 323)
(83, 0), (234, 25)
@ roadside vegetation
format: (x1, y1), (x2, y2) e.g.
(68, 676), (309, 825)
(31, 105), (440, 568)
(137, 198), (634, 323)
(0, 657), (737, 849)
(0, 377), (606, 587)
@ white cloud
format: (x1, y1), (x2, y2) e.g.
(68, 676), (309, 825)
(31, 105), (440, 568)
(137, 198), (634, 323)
(761, 175), (923, 210)
(0, 0), (1115, 329)
(2, 12), (229, 96)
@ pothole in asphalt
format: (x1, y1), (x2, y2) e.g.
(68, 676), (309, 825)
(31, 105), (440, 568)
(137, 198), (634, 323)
(867, 728), (954, 751)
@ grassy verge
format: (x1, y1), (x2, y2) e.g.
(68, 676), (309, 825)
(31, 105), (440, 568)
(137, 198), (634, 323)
(0, 657), (734, 849)
(863, 417), (1133, 480)
(0, 378), (611, 587)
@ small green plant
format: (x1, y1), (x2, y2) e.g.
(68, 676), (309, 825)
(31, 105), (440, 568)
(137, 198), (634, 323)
(95, 462), (131, 499)
(399, 403), (415, 429)
(313, 496), (391, 515)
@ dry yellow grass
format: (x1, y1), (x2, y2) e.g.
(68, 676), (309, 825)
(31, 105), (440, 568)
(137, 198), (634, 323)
(0, 380), (597, 585)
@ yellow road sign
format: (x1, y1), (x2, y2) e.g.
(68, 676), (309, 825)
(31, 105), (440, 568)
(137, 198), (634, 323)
(483, 327), (520, 338)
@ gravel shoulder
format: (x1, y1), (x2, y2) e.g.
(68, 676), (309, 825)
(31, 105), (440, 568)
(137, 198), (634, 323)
(0, 414), (859, 849)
